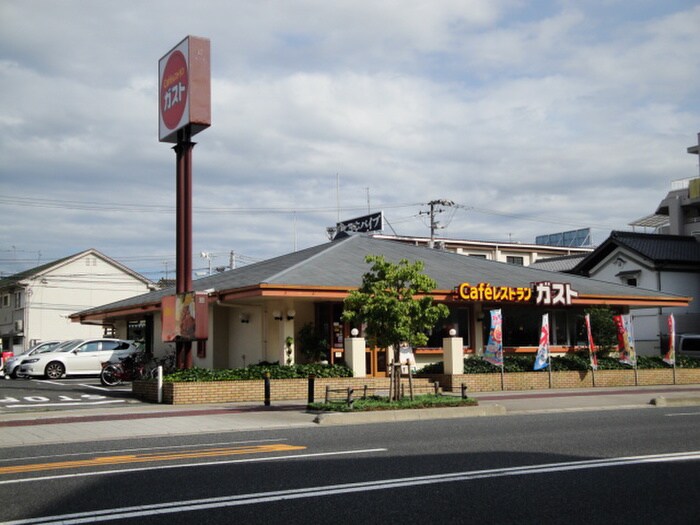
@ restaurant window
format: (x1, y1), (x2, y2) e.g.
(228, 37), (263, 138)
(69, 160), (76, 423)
(484, 306), (580, 347)
(425, 306), (470, 348)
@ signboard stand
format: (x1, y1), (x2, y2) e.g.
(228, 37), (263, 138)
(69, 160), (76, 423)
(159, 36), (211, 369)
(175, 137), (195, 369)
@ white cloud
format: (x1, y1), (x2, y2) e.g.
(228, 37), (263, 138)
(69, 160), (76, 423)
(1, 0), (698, 277)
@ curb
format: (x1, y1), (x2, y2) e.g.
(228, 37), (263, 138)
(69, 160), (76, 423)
(650, 396), (700, 407)
(312, 404), (506, 425)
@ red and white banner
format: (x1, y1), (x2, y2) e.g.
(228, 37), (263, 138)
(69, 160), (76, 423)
(663, 314), (676, 366)
(533, 314), (550, 371)
(585, 313), (598, 371)
(613, 314), (637, 367)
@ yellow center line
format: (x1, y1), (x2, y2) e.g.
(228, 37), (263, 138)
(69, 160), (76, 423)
(0, 444), (306, 475)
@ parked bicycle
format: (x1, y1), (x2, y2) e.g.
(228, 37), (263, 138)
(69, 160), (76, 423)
(100, 351), (175, 386)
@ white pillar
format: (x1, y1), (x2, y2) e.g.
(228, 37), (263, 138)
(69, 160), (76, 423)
(443, 336), (464, 375)
(345, 336), (366, 377)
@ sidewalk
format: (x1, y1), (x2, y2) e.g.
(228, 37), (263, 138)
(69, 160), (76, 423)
(2, 385), (700, 448)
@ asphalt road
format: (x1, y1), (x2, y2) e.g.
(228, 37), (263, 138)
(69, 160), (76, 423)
(1, 407), (699, 524)
(0, 376), (138, 413)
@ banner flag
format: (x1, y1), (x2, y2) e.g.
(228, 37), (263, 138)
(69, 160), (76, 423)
(663, 314), (676, 366)
(613, 314), (637, 367)
(534, 314), (550, 370)
(484, 309), (504, 367)
(585, 313), (598, 371)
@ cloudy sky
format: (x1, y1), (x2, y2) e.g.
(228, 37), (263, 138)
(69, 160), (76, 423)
(2, 0), (699, 281)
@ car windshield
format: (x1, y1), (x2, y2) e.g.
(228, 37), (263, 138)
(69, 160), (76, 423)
(14, 342), (58, 357)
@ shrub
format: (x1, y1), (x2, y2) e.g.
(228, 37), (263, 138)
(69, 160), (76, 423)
(163, 363), (353, 382)
(414, 352), (700, 375)
(309, 394), (478, 412)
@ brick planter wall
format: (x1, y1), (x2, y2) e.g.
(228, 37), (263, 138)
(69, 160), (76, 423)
(133, 377), (436, 405)
(132, 369), (700, 404)
(423, 368), (700, 393)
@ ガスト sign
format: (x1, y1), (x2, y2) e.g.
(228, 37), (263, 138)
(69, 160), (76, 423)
(158, 36), (211, 143)
(458, 281), (578, 306)
(160, 50), (188, 131)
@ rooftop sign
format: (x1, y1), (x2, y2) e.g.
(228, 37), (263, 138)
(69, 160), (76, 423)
(336, 211), (383, 235)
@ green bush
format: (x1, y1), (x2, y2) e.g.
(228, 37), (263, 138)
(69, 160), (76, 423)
(309, 394), (478, 412)
(414, 353), (700, 375)
(163, 363), (353, 382)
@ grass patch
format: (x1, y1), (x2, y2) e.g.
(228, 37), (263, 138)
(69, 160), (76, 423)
(308, 394), (478, 412)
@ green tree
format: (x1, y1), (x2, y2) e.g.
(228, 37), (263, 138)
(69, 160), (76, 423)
(342, 255), (449, 400)
(584, 306), (618, 355)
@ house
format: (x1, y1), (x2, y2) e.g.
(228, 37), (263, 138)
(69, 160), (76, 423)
(0, 249), (154, 353)
(571, 231), (700, 355)
(71, 235), (688, 376)
(371, 234), (593, 267)
(630, 132), (700, 237)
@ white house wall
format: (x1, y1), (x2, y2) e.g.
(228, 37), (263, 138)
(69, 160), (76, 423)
(585, 246), (700, 354)
(22, 255), (151, 350)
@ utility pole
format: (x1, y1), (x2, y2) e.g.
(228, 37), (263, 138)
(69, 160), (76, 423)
(229, 250), (236, 270)
(420, 199), (454, 248)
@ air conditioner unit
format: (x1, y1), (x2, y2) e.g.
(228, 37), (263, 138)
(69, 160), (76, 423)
(14, 320), (23, 332)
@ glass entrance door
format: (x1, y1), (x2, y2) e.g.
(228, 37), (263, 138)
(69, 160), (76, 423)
(365, 347), (388, 377)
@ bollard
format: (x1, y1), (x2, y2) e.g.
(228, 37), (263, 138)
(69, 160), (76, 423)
(461, 383), (468, 399)
(263, 372), (271, 406)
(308, 374), (316, 404)
(157, 365), (163, 404)
(434, 381), (440, 395)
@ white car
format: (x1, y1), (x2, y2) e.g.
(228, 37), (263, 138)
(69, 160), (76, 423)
(18, 339), (140, 379)
(2, 340), (61, 379)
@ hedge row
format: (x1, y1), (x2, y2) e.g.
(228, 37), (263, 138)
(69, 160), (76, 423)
(417, 353), (700, 375)
(163, 363), (353, 382)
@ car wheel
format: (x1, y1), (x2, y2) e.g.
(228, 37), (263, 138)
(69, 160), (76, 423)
(10, 368), (18, 379)
(45, 361), (65, 379)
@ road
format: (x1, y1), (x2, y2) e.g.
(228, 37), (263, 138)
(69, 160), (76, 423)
(1, 407), (699, 524)
(0, 377), (137, 413)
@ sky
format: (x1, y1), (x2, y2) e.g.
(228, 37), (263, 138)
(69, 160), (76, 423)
(1, 0), (699, 282)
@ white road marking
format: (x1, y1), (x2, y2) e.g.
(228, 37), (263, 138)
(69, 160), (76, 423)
(0, 448), (388, 486)
(5, 400), (125, 408)
(2, 451), (698, 524)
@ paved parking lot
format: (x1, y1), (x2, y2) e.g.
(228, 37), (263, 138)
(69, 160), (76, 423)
(0, 377), (141, 413)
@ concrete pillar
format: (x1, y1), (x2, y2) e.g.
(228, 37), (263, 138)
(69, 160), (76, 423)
(345, 336), (366, 377)
(443, 336), (464, 375)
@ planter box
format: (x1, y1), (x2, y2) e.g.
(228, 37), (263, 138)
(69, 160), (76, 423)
(133, 376), (436, 405)
(422, 368), (700, 393)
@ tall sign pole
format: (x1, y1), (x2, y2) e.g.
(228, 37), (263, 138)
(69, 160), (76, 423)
(159, 36), (211, 368)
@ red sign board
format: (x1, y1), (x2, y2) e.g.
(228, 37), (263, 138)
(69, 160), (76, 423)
(158, 36), (211, 143)
(161, 292), (209, 342)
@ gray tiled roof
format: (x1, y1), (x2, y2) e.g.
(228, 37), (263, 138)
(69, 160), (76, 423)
(529, 254), (587, 272)
(573, 231), (700, 274)
(611, 231), (700, 263)
(75, 234), (685, 318)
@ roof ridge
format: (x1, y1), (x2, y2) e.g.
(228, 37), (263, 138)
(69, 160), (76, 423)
(263, 236), (353, 282)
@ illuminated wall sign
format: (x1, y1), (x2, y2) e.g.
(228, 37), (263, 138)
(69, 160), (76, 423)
(533, 281), (578, 306)
(457, 281), (579, 306)
(458, 282), (533, 303)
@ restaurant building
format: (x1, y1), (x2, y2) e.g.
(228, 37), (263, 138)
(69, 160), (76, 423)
(71, 235), (691, 376)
